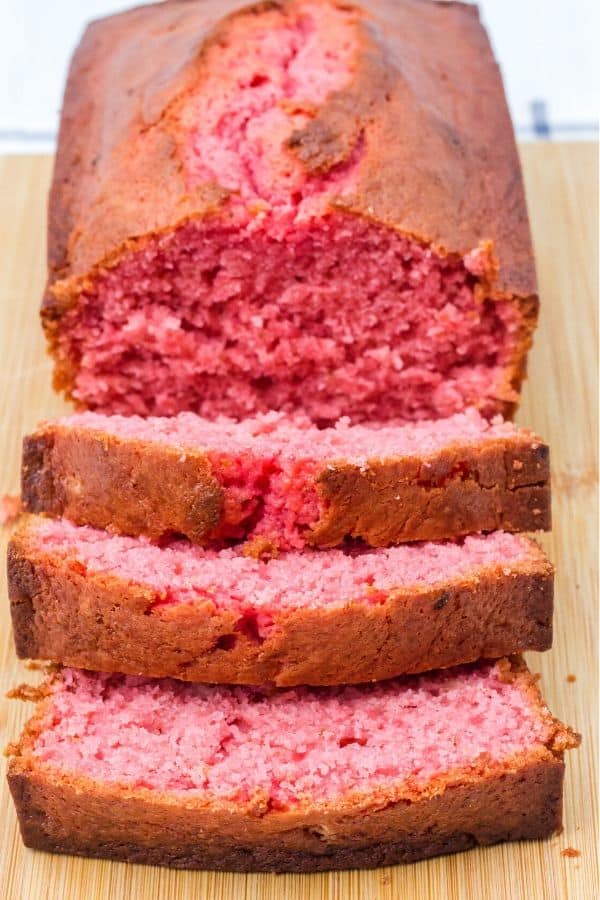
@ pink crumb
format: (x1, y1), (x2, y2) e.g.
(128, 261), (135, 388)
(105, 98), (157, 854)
(0, 494), (21, 526)
(30, 516), (533, 633)
(32, 662), (552, 805)
(63, 407), (525, 461)
(182, 2), (361, 212)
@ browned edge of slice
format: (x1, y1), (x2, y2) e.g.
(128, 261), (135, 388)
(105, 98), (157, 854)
(21, 424), (551, 548)
(21, 427), (225, 543)
(310, 436), (551, 547)
(9, 518), (553, 685)
(5, 762), (564, 872)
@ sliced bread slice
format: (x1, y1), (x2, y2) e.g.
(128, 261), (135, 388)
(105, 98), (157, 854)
(10, 516), (553, 685)
(22, 409), (550, 550)
(7, 659), (578, 872)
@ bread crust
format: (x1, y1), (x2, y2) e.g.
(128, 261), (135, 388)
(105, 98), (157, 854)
(7, 761), (565, 871)
(9, 521), (553, 685)
(21, 424), (551, 547)
(311, 438), (551, 547)
(43, 0), (538, 414)
(22, 427), (224, 543)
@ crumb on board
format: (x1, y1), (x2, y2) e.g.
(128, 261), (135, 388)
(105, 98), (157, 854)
(380, 874), (391, 885)
(0, 494), (21, 526)
(25, 660), (58, 673)
(566, 674), (577, 683)
(561, 847), (581, 858)
(6, 683), (47, 702)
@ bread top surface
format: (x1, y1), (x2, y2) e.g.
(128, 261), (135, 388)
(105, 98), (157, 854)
(48, 0), (535, 300)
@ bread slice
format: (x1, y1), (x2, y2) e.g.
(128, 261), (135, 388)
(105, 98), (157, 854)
(44, 0), (537, 424)
(7, 659), (579, 872)
(22, 409), (550, 550)
(9, 516), (553, 685)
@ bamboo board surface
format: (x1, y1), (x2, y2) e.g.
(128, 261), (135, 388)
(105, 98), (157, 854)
(0, 144), (597, 900)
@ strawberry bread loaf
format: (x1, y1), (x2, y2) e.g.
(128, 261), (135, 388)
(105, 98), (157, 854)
(44, 0), (537, 423)
(8, 659), (578, 872)
(9, 517), (553, 685)
(22, 410), (550, 550)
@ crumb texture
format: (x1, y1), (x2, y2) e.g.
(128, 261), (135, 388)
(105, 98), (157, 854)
(28, 516), (533, 624)
(30, 663), (553, 804)
(63, 408), (524, 459)
(0, 494), (21, 526)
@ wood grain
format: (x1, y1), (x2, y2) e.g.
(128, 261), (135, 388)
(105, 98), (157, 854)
(0, 144), (597, 900)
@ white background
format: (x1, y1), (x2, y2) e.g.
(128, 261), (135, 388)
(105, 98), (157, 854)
(0, 0), (598, 152)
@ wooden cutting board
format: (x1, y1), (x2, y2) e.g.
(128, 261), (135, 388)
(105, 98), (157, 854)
(0, 144), (597, 900)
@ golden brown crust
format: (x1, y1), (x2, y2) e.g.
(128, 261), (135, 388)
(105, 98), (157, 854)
(310, 437), (551, 547)
(21, 424), (551, 547)
(7, 760), (565, 871)
(22, 427), (224, 543)
(9, 521), (553, 685)
(44, 0), (538, 411)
